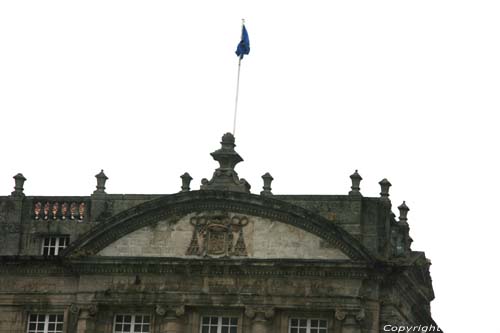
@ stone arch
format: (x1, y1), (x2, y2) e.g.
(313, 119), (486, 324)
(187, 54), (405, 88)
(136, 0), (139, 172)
(62, 190), (373, 261)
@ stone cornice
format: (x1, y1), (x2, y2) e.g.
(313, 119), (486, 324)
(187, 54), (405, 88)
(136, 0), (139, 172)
(61, 190), (374, 261)
(0, 256), (377, 278)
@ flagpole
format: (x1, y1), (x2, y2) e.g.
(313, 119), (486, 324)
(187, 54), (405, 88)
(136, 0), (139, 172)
(233, 57), (242, 135)
(233, 19), (245, 136)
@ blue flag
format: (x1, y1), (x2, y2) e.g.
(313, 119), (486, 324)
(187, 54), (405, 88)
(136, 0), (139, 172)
(235, 24), (250, 59)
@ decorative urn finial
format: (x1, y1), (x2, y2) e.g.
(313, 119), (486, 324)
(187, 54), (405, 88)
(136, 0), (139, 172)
(349, 170), (362, 196)
(398, 201), (410, 223)
(200, 133), (250, 193)
(180, 172), (192, 192)
(261, 172), (273, 196)
(11, 173), (27, 197)
(379, 178), (392, 203)
(94, 170), (108, 194)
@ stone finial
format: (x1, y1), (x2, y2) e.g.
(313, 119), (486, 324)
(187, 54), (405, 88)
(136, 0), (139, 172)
(398, 201), (410, 223)
(379, 178), (392, 202)
(93, 170), (108, 194)
(260, 172), (273, 196)
(11, 173), (26, 197)
(349, 170), (362, 196)
(180, 172), (192, 192)
(200, 133), (251, 193)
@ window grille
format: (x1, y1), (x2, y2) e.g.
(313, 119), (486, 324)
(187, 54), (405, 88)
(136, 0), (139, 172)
(41, 236), (69, 256)
(27, 314), (64, 333)
(200, 316), (238, 333)
(114, 314), (150, 333)
(289, 318), (327, 333)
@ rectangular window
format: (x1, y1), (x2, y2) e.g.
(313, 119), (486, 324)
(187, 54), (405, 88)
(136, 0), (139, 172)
(27, 314), (64, 333)
(289, 318), (327, 333)
(200, 316), (238, 333)
(41, 236), (69, 256)
(114, 314), (150, 333)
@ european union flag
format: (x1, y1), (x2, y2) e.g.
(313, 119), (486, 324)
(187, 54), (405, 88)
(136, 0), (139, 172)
(235, 24), (250, 59)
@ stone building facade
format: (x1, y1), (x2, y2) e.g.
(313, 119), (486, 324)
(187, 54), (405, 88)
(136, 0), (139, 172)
(0, 133), (441, 333)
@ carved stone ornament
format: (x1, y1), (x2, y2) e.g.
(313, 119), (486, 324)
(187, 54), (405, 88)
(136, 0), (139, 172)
(69, 304), (79, 314)
(88, 304), (98, 317)
(186, 214), (249, 257)
(335, 309), (347, 321)
(355, 309), (365, 322)
(244, 308), (256, 319)
(200, 133), (251, 193)
(244, 306), (275, 320)
(155, 305), (166, 316)
(174, 305), (185, 317)
(264, 308), (275, 319)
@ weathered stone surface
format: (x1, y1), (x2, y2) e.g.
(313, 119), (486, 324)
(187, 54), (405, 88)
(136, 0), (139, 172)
(0, 134), (441, 332)
(98, 213), (349, 260)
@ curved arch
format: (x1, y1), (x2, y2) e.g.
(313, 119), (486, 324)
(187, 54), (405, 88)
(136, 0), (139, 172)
(62, 191), (373, 261)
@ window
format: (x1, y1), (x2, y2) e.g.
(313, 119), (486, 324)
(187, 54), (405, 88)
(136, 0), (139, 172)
(114, 314), (150, 333)
(27, 314), (64, 333)
(41, 236), (69, 256)
(289, 318), (327, 333)
(200, 316), (238, 333)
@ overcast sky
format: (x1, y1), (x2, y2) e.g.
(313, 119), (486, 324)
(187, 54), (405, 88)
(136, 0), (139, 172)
(1, 1), (499, 332)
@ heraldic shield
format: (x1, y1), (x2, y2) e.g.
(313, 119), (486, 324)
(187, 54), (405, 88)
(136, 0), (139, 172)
(186, 214), (248, 257)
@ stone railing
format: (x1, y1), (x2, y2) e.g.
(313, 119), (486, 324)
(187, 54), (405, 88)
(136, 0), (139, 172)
(32, 199), (89, 222)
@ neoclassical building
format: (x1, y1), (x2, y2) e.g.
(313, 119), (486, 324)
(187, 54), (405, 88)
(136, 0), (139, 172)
(0, 133), (441, 333)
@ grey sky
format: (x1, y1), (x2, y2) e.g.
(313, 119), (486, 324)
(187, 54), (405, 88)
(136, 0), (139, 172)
(1, 1), (499, 331)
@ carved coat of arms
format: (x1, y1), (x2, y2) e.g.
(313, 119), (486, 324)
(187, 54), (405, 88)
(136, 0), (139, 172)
(186, 215), (248, 257)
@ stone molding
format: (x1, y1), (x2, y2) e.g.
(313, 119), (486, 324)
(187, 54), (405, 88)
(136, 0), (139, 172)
(61, 190), (373, 261)
(0, 256), (372, 278)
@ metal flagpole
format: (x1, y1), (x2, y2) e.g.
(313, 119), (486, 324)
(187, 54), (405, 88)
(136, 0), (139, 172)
(233, 57), (242, 135)
(232, 19), (245, 136)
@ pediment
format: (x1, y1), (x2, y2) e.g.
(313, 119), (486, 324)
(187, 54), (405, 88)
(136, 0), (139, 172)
(97, 213), (350, 260)
(63, 191), (372, 261)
